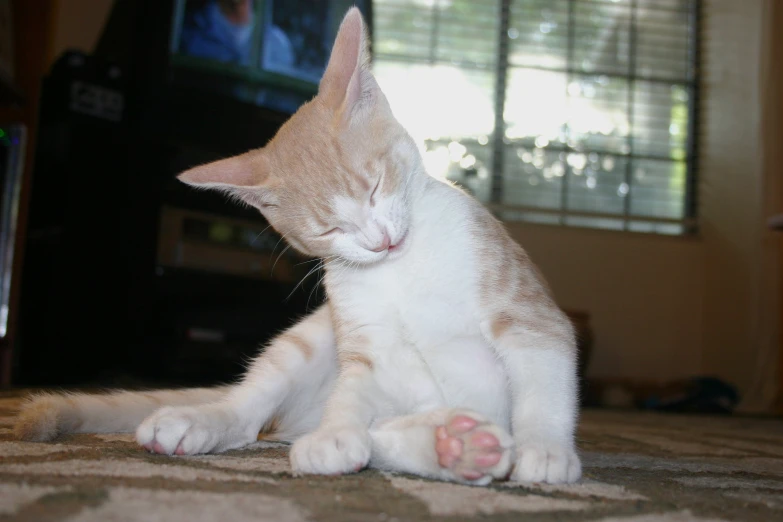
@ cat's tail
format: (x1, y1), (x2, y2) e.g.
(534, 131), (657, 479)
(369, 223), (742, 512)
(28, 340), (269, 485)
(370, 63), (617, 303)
(14, 387), (230, 442)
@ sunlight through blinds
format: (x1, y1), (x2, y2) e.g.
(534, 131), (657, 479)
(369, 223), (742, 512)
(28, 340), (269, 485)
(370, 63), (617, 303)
(373, 0), (699, 234)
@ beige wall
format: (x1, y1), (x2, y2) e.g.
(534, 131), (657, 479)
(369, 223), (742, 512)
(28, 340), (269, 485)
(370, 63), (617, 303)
(508, 223), (705, 383)
(699, 0), (770, 409)
(505, 0), (780, 411)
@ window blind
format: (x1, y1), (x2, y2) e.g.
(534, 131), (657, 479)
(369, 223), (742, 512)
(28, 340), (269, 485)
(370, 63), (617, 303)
(373, 0), (699, 234)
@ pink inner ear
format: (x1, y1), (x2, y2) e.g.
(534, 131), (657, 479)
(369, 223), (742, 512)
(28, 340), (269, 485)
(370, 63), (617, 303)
(178, 152), (265, 188)
(320, 7), (367, 108)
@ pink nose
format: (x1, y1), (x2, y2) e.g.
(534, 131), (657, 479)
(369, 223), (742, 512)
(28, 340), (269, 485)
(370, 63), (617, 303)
(370, 232), (391, 252)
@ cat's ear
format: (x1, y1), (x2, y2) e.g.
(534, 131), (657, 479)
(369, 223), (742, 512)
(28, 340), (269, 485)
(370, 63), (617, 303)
(177, 151), (275, 209)
(319, 7), (378, 116)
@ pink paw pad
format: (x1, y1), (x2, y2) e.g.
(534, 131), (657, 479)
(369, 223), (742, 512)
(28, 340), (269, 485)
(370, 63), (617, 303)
(142, 440), (170, 455)
(434, 413), (509, 483)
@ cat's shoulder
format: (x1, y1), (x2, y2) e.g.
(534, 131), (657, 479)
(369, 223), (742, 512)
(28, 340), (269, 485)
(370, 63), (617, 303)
(425, 178), (493, 216)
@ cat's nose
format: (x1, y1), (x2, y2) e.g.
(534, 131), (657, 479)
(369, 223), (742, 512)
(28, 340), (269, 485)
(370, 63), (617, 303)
(369, 231), (391, 252)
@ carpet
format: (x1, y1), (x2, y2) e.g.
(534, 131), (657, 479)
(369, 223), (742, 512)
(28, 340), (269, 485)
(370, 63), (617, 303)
(1, 394), (782, 521)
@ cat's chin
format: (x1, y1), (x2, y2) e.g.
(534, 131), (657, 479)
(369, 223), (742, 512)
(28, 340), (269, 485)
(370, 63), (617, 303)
(386, 230), (408, 256)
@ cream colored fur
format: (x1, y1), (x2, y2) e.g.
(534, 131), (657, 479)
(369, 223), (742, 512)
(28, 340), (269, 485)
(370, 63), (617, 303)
(15, 8), (581, 485)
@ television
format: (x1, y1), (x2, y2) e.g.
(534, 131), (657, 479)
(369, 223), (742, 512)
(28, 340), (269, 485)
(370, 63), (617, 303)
(167, 0), (372, 115)
(91, 0), (372, 156)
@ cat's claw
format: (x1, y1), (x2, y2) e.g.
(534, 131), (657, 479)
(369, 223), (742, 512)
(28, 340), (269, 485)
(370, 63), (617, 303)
(511, 442), (581, 484)
(435, 411), (514, 485)
(290, 427), (371, 476)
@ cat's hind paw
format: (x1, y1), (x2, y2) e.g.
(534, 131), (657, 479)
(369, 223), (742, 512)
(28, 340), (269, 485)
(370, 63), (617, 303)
(290, 427), (371, 476)
(511, 442), (581, 484)
(435, 411), (514, 485)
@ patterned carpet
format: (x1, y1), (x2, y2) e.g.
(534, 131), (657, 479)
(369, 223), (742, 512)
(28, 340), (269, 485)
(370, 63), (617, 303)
(1, 393), (782, 521)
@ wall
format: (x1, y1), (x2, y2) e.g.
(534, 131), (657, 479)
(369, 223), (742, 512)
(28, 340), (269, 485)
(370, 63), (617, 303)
(699, 0), (772, 410)
(507, 224), (704, 383)
(762, 0), (783, 414)
(505, 0), (780, 412)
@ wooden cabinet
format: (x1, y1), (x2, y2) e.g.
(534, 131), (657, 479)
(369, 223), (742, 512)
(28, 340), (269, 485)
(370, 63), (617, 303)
(0, 0), (57, 387)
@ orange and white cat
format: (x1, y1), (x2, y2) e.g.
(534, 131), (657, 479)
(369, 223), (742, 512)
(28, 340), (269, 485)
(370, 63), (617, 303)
(15, 8), (581, 485)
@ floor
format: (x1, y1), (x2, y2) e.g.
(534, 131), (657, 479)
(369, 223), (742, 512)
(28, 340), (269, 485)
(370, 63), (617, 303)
(1, 393), (782, 521)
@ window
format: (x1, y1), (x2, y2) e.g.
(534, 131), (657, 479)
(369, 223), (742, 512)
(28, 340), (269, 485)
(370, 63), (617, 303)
(373, 0), (699, 234)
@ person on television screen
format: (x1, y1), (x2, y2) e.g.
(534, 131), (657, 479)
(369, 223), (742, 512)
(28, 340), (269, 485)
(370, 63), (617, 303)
(180, 0), (294, 69)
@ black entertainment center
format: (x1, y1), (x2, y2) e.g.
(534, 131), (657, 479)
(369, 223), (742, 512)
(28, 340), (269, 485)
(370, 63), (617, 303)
(13, 0), (371, 387)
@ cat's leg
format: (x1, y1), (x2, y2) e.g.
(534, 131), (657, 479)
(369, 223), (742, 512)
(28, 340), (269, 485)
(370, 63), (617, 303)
(289, 322), (402, 475)
(481, 316), (581, 484)
(288, 351), (377, 475)
(369, 409), (514, 485)
(137, 304), (337, 455)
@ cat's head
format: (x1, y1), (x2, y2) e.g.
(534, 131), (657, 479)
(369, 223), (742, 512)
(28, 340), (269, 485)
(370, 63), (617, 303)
(178, 8), (423, 265)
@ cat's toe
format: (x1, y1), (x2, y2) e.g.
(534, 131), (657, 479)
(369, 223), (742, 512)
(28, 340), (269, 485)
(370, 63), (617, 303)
(290, 427), (371, 476)
(435, 411), (514, 485)
(511, 442), (581, 484)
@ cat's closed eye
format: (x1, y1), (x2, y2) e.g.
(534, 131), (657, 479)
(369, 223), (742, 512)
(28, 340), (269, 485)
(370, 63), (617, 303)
(369, 177), (381, 207)
(319, 227), (343, 237)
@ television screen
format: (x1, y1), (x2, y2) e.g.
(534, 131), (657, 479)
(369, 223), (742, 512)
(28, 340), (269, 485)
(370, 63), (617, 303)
(169, 0), (371, 114)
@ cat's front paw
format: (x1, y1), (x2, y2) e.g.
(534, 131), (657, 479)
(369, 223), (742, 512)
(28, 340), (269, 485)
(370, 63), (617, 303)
(290, 427), (371, 476)
(511, 442), (581, 484)
(136, 406), (248, 456)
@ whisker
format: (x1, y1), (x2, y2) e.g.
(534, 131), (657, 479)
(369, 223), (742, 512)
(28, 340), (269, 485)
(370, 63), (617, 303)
(271, 244), (292, 275)
(251, 224), (273, 246)
(285, 260), (325, 302)
(307, 268), (328, 310)
(295, 257), (323, 267)
(270, 232), (289, 261)
(322, 258), (347, 274)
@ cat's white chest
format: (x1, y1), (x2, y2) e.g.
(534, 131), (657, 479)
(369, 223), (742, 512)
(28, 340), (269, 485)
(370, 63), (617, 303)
(328, 219), (509, 428)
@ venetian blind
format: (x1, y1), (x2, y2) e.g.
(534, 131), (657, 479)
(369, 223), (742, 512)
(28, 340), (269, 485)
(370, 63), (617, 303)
(372, 0), (699, 234)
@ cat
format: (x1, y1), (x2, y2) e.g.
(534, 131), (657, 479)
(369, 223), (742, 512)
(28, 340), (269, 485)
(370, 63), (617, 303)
(14, 8), (581, 486)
